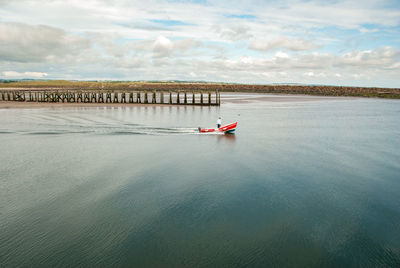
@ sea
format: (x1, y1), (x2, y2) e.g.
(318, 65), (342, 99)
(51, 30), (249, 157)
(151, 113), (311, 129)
(0, 94), (399, 267)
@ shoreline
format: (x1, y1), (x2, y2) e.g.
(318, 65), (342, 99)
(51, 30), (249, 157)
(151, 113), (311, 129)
(0, 93), (365, 109)
(1, 81), (399, 99)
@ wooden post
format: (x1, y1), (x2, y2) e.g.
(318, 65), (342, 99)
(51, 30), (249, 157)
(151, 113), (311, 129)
(152, 91), (156, 104)
(137, 92), (141, 103)
(208, 92), (211, 105)
(169, 91), (172, 104)
(77, 92), (82, 103)
(144, 91), (148, 104)
(129, 92), (134, 103)
(200, 92), (203, 105)
(160, 91), (164, 104)
(70, 92), (76, 103)
(90, 92), (95, 103)
(184, 92), (187, 104)
(177, 92), (180, 104)
(98, 92), (104, 103)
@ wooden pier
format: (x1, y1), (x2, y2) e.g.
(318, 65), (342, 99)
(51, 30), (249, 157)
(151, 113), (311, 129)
(0, 89), (221, 106)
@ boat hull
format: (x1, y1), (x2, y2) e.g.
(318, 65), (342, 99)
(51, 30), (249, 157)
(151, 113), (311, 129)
(199, 122), (237, 134)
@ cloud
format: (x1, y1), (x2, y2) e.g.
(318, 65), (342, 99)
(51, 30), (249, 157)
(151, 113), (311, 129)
(275, 51), (289, 58)
(152, 36), (203, 58)
(0, 22), (91, 63)
(152, 36), (174, 57)
(213, 24), (252, 41)
(335, 46), (399, 67)
(2, 71), (48, 78)
(250, 37), (319, 52)
(359, 27), (379, 34)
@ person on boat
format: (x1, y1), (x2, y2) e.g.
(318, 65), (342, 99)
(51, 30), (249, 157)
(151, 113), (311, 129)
(217, 117), (222, 128)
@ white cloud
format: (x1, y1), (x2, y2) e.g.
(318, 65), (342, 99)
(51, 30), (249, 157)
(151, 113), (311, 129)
(275, 51), (289, 59)
(304, 71), (315, 77)
(153, 36), (174, 58)
(0, 22), (91, 63)
(386, 62), (400, 70)
(213, 24), (252, 41)
(2, 71), (48, 78)
(359, 27), (379, 34)
(151, 36), (204, 58)
(335, 46), (399, 67)
(250, 37), (319, 52)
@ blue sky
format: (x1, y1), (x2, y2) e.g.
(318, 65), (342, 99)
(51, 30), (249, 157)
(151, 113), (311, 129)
(0, 0), (399, 87)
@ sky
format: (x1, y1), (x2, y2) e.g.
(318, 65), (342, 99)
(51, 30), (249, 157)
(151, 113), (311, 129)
(0, 0), (399, 87)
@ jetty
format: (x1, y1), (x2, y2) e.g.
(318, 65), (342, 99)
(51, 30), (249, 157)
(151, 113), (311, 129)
(0, 89), (221, 106)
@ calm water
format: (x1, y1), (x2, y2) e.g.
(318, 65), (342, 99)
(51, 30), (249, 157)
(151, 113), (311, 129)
(1, 94), (400, 267)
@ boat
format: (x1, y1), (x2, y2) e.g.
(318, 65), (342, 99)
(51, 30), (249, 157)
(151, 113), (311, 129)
(198, 122), (237, 134)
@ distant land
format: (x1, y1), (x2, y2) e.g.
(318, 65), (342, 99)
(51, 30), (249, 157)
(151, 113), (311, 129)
(1, 80), (399, 99)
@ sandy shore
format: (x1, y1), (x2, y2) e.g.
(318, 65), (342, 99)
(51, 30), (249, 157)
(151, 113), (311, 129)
(0, 93), (357, 109)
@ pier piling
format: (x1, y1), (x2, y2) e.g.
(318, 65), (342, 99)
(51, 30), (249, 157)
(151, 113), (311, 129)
(0, 89), (221, 106)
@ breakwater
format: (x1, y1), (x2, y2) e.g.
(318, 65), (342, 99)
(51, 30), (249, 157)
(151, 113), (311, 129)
(0, 89), (221, 105)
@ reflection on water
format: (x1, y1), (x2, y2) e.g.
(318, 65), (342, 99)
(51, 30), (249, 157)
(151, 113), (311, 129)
(0, 96), (400, 267)
(218, 133), (236, 144)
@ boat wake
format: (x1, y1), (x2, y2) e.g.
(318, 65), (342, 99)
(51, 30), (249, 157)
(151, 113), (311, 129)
(0, 124), (208, 136)
(0, 112), (230, 136)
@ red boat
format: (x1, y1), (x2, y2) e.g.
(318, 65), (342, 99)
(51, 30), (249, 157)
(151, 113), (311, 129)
(198, 122), (237, 134)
